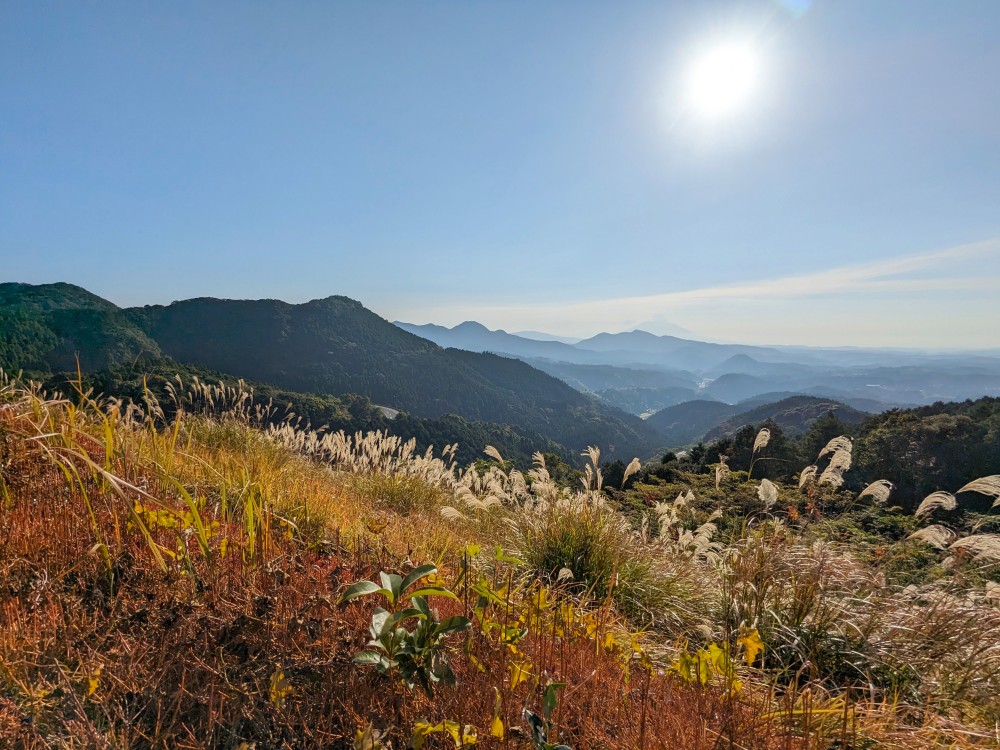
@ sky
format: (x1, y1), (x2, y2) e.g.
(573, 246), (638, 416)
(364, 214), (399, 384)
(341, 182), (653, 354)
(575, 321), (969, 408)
(2, 1), (999, 348)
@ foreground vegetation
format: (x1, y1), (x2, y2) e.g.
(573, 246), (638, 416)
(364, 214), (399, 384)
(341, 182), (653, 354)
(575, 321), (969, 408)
(1, 373), (998, 748)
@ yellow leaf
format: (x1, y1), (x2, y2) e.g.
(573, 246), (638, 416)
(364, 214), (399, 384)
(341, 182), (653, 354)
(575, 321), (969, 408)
(509, 658), (532, 689)
(738, 628), (764, 667)
(269, 669), (291, 709)
(468, 653), (486, 673)
(491, 716), (505, 740)
(86, 664), (103, 697)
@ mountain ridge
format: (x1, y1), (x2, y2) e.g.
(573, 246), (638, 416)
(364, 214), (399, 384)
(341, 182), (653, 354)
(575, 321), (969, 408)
(1, 283), (659, 462)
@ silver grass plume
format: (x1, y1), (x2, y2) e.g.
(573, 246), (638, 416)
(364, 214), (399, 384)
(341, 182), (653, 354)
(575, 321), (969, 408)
(949, 534), (1000, 563)
(622, 457), (642, 487)
(858, 480), (893, 504)
(798, 465), (818, 489)
(758, 478), (778, 510)
(818, 448), (852, 487)
(817, 435), (853, 461)
(715, 457), (730, 490)
(483, 445), (504, 464)
(908, 525), (957, 550)
(916, 491), (957, 518)
(957, 475), (1000, 508)
(753, 428), (771, 454)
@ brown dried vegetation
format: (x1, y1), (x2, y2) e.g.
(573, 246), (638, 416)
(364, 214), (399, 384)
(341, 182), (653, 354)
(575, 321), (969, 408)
(0, 377), (997, 749)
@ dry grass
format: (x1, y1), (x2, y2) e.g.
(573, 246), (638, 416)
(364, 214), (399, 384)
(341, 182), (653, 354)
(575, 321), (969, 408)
(1, 375), (999, 748)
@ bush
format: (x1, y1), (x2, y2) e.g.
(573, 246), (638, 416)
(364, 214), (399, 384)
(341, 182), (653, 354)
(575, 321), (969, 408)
(507, 496), (712, 633)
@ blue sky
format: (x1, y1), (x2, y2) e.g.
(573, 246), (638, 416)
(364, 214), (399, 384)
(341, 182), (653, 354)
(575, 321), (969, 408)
(2, 1), (998, 347)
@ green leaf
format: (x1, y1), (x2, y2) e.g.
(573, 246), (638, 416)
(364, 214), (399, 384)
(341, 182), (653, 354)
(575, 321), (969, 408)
(386, 607), (426, 629)
(339, 579), (381, 604)
(494, 546), (526, 565)
(411, 595), (432, 618)
(400, 563), (437, 593)
(409, 586), (459, 601)
(353, 650), (383, 665)
(435, 615), (472, 636)
(379, 572), (403, 603)
(370, 607), (392, 638)
(542, 681), (566, 719)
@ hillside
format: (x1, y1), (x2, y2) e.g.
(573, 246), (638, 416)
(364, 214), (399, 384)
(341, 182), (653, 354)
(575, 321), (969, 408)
(0, 284), (658, 461)
(4, 375), (999, 748)
(644, 399), (739, 446)
(702, 395), (870, 442)
(0, 282), (161, 373)
(853, 396), (1000, 507)
(128, 295), (658, 459)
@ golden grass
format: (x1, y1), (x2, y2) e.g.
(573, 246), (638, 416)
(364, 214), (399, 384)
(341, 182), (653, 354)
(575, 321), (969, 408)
(1, 374), (999, 748)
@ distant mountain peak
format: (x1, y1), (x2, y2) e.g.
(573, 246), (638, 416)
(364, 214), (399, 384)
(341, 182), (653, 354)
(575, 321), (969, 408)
(453, 320), (491, 332)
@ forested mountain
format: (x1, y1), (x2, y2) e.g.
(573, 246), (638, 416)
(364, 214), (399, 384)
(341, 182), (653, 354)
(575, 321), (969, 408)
(701, 395), (869, 441)
(853, 396), (1000, 508)
(644, 400), (740, 446)
(670, 396), (1000, 510)
(0, 282), (161, 372)
(127, 295), (659, 458)
(0, 283), (659, 462)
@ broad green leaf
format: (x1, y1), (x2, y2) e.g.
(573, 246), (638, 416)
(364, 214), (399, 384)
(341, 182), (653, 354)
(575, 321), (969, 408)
(386, 607), (426, 629)
(379, 572), (403, 602)
(353, 650), (383, 665)
(370, 607), (391, 638)
(339, 580), (381, 604)
(435, 615), (472, 636)
(412, 596), (432, 618)
(400, 563), (437, 593)
(542, 681), (565, 718)
(408, 586), (459, 601)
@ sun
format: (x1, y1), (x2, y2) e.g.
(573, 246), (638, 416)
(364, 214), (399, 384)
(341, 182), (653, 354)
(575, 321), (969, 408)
(685, 42), (761, 119)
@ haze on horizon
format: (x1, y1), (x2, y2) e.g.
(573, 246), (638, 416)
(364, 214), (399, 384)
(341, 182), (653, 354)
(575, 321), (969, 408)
(2, 1), (999, 349)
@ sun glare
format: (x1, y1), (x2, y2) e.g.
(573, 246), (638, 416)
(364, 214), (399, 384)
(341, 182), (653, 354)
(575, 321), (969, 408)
(685, 42), (761, 119)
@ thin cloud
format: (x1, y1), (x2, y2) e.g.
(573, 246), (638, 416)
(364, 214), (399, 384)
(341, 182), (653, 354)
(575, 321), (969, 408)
(395, 237), (1000, 344)
(522, 237), (1000, 312)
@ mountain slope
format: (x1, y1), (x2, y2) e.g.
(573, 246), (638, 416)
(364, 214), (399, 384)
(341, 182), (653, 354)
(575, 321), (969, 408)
(0, 282), (161, 373)
(702, 396), (870, 442)
(644, 400), (740, 447)
(127, 296), (659, 458)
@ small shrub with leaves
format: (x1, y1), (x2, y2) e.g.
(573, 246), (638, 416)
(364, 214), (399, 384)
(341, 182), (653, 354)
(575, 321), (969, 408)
(340, 564), (471, 695)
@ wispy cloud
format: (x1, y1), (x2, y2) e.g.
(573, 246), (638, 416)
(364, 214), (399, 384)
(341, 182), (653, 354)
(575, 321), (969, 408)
(390, 237), (1000, 347)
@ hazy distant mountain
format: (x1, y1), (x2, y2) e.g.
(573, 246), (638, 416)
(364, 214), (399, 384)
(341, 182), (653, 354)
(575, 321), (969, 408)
(513, 330), (582, 345)
(394, 320), (597, 363)
(645, 394), (869, 448)
(397, 319), (1000, 413)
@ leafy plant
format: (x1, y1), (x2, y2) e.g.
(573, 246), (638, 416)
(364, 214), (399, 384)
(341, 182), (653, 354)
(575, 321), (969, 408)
(340, 564), (471, 695)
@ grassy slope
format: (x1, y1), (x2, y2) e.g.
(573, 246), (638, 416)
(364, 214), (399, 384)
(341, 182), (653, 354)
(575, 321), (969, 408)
(2, 378), (998, 748)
